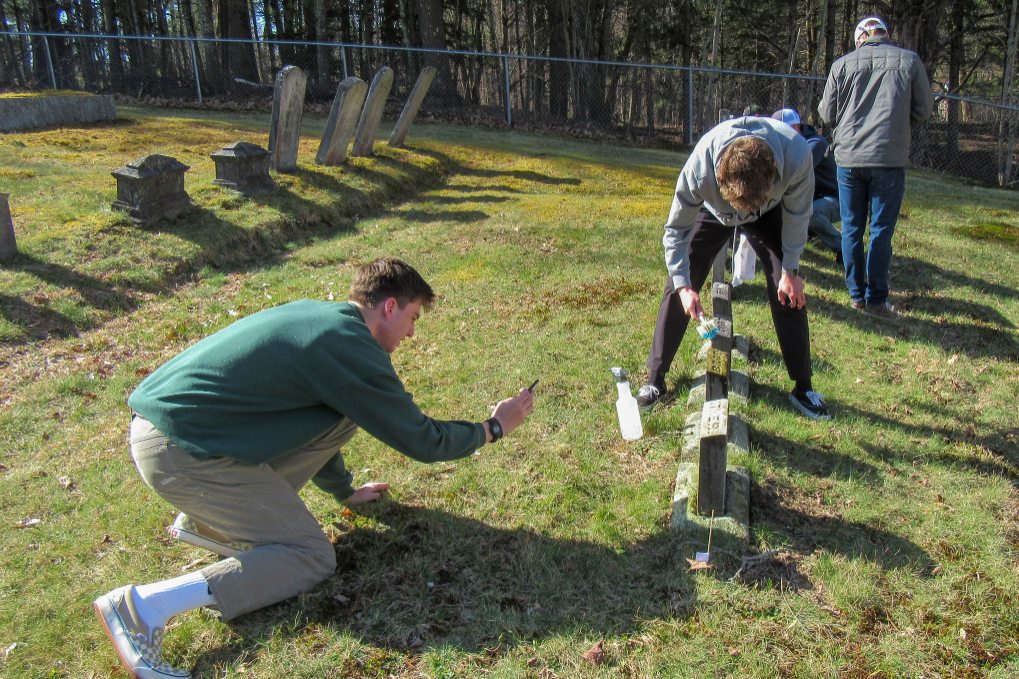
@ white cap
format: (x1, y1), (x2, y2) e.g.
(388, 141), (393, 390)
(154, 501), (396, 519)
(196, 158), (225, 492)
(855, 17), (888, 44)
(772, 108), (800, 126)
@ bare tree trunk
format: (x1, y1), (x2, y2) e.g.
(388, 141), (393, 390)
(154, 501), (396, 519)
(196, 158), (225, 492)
(946, 0), (964, 165)
(999, 0), (1019, 185)
(703, 0), (723, 127)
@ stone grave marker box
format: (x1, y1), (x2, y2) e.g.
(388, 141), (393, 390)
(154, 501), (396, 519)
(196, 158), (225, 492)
(211, 142), (275, 194)
(111, 155), (191, 225)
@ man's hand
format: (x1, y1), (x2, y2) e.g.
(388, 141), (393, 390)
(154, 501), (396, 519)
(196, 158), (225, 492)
(678, 286), (704, 319)
(345, 482), (390, 505)
(778, 272), (806, 308)
(488, 387), (536, 441)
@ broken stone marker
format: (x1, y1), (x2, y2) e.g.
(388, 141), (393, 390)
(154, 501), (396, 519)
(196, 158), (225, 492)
(389, 66), (437, 148)
(269, 65), (307, 172)
(0, 194), (16, 260)
(211, 142), (274, 194)
(698, 398), (729, 515)
(351, 66), (394, 157)
(316, 77), (368, 166)
(111, 155), (191, 225)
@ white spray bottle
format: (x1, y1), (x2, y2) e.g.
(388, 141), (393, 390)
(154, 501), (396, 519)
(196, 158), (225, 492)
(609, 367), (643, 441)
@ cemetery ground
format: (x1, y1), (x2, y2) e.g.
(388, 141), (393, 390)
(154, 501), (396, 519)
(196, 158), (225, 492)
(0, 106), (1018, 679)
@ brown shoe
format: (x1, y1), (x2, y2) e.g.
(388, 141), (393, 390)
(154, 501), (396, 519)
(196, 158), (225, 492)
(851, 299), (866, 310)
(864, 302), (900, 319)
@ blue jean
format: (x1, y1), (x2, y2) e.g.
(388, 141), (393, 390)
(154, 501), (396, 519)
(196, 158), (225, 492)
(809, 195), (842, 252)
(837, 167), (906, 306)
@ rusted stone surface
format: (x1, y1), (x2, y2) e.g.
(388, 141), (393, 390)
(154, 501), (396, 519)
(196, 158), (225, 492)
(351, 67), (394, 157)
(111, 155), (191, 225)
(389, 67), (436, 147)
(212, 142), (274, 194)
(269, 66), (307, 172)
(316, 77), (368, 165)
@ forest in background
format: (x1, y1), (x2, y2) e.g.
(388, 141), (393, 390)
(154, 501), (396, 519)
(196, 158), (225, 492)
(1, 0), (1018, 186)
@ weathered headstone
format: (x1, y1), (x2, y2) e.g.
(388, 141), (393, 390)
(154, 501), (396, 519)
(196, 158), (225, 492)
(351, 66), (395, 157)
(698, 398), (729, 515)
(389, 66), (437, 147)
(211, 142), (275, 194)
(316, 77), (369, 166)
(269, 65), (307, 172)
(712, 281), (732, 319)
(705, 347), (730, 401)
(111, 155), (191, 225)
(710, 316), (733, 353)
(0, 94), (116, 133)
(0, 194), (16, 260)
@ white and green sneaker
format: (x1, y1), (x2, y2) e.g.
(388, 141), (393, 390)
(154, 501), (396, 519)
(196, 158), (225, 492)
(93, 585), (190, 679)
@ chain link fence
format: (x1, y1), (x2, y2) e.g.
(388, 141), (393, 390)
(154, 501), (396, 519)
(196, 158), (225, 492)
(3, 31), (1019, 189)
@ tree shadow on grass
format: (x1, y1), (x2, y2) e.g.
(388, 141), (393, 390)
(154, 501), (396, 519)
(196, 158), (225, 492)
(0, 253), (139, 340)
(193, 502), (695, 674)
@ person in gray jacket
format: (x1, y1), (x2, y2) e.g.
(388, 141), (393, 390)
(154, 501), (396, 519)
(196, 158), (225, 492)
(818, 16), (934, 319)
(635, 115), (831, 421)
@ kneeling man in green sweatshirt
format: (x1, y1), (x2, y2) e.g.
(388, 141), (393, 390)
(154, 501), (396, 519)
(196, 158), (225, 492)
(94, 257), (535, 679)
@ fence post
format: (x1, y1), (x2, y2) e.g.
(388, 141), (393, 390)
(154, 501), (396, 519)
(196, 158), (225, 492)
(688, 69), (694, 145)
(190, 40), (202, 103)
(42, 35), (56, 89)
(504, 55), (512, 126)
(341, 46), (348, 80)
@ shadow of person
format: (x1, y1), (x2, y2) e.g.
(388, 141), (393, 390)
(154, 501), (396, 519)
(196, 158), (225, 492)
(192, 502), (697, 673)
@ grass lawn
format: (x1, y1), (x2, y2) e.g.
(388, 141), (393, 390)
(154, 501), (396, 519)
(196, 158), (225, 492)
(1, 106), (1018, 678)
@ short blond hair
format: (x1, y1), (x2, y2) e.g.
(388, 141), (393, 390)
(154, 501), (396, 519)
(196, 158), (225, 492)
(717, 136), (776, 213)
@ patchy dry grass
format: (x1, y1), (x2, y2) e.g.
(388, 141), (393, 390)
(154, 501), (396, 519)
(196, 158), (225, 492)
(2, 108), (1019, 678)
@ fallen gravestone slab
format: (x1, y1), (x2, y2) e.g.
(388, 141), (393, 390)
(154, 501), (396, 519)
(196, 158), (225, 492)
(351, 66), (394, 157)
(111, 155), (191, 225)
(269, 66), (307, 172)
(316, 77), (368, 166)
(389, 66), (437, 148)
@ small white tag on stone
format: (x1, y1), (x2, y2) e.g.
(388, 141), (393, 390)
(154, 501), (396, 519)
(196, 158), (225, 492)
(695, 552), (710, 562)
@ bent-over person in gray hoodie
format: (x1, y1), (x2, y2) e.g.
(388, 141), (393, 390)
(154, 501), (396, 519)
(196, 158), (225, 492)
(635, 115), (832, 421)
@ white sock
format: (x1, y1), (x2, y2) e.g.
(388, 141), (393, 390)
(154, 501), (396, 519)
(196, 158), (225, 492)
(133, 571), (216, 628)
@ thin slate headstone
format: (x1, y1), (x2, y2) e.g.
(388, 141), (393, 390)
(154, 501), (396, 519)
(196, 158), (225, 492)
(0, 194), (16, 260)
(111, 155), (191, 225)
(211, 142), (275, 194)
(316, 77), (369, 165)
(269, 65), (307, 172)
(712, 282), (732, 319)
(389, 66), (437, 147)
(351, 66), (395, 157)
(698, 398), (729, 515)
(705, 347), (730, 402)
(710, 316), (733, 353)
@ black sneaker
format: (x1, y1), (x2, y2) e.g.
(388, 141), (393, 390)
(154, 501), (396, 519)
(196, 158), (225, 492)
(635, 383), (666, 411)
(788, 390), (832, 421)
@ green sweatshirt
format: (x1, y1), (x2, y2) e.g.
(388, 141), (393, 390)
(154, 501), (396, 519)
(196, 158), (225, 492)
(128, 300), (486, 499)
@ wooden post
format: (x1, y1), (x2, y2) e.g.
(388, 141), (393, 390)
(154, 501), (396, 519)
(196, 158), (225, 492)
(698, 398), (729, 515)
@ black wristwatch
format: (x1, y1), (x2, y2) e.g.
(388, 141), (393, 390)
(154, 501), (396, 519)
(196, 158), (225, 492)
(486, 417), (504, 442)
(782, 267), (800, 278)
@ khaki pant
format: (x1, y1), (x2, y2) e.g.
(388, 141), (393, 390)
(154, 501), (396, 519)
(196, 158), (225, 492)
(130, 415), (358, 620)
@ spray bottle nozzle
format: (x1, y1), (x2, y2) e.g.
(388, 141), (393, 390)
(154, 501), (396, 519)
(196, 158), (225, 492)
(609, 367), (629, 382)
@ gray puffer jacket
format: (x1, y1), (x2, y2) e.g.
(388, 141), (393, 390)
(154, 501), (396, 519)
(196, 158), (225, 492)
(818, 36), (934, 168)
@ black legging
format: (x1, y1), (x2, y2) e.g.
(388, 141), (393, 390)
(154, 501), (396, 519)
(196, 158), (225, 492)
(647, 205), (813, 386)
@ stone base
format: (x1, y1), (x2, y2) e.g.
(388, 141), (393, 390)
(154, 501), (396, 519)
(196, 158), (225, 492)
(0, 94), (116, 132)
(112, 194), (191, 225)
(672, 463), (751, 550)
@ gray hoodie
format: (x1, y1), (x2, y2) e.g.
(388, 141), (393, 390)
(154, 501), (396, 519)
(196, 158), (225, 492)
(664, 116), (813, 289)
(818, 36), (933, 168)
